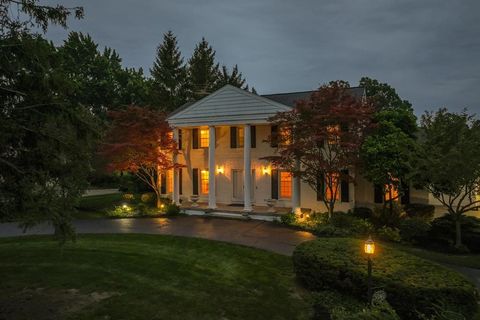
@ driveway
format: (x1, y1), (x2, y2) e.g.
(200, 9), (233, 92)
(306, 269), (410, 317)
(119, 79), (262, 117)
(0, 216), (316, 256)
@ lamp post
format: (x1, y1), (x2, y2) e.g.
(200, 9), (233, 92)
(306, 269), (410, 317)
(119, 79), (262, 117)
(364, 236), (375, 305)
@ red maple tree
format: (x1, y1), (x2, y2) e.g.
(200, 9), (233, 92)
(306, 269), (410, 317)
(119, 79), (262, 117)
(264, 81), (375, 218)
(100, 105), (180, 208)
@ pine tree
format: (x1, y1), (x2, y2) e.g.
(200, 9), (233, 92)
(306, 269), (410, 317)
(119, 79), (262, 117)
(187, 37), (220, 100)
(150, 31), (187, 112)
(216, 64), (246, 89)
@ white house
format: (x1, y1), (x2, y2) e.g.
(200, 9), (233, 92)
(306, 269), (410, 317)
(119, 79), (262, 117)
(165, 84), (432, 216)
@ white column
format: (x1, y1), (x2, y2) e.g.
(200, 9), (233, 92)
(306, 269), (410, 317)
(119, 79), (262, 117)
(208, 126), (216, 209)
(172, 128), (180, 205)
(243, 124), (253, 212)
(292, 160), (301, 215)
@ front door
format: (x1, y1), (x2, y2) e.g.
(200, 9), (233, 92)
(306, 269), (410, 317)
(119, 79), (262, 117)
(232, 169), (244, 202)
(232, 169), (255, 203)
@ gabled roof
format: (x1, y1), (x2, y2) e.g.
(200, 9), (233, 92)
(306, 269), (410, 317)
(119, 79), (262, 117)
(167, 85), (292, 127)
(262, 87), (365, 107)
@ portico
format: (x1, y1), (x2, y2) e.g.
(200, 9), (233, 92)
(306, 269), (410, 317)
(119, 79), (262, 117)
(167, 85), (301, 214)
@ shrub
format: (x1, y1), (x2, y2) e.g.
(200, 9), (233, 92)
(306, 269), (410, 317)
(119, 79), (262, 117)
(280, 212), (297, 225)
(140, 193), (155, 203)
(331, 301), (400, 320)
(292, 238), (478, 319)
(311, 290), (364, 320)
(376, 226), (401, 242)
(429, 214), (480, 253)
(371, 203), (406, 228)
(106, 205), (136, 217)
(404, 203), (435, 221)
(352, 207), (374, 220)
(165, 203), (181, 216)
(399, 218), (431, 244)
(122, 193), (135, 201)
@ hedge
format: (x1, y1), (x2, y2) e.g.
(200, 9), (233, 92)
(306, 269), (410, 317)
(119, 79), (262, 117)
(293, 238), (479, 319)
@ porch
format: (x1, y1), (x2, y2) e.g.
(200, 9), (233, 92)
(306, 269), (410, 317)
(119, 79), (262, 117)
(180, 202), (292, 222)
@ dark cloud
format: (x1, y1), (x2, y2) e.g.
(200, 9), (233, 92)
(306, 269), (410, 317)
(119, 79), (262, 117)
(45, 0), (480, 115)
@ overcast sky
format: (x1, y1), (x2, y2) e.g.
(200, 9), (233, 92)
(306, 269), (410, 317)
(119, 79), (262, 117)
(45, 0), (480, 115)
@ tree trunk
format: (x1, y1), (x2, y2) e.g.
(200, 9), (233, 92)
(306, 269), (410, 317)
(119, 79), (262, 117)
(454, 217), (462, 248)
(328, 201), (335, 220)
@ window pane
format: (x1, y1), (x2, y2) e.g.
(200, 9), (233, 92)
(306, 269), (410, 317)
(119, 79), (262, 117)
(325, 173), (340, 200)
(238, 127), (244, 147)
(280, 172), (292, 198)
(200, 129), (209, 148)
(201, 170), (209, 194)
(384, 183), (399, 201)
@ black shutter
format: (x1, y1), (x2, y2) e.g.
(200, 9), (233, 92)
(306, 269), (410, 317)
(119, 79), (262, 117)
(230, 126), (237, 148)
(192, 128), (199, 149)
(271, 169), (279, 200)
(340, 169), (349, 202)
(179, 168), (183, 195)
(271, 125), (278, 147)
(192, 168), (199, 195)
(374, 184), (383, 204)
(316, 173), (324, 201)
(178, 129), (182, 150)
(161, 173), (167, 194)
(401, 182), (410, 205)
(251, 126), (256, 148)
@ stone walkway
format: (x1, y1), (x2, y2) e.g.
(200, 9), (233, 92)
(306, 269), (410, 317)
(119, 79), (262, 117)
(0, 216), (315, 256)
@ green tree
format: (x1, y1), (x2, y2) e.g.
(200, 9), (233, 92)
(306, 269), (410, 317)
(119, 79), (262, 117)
(150, 30), (188, 112)
(359, 77), (418, 216)
(0, 34), (99, 242)
(187, 37), (219, 100)
(216, 64), (246, 89)
(59, 32), (149, 118)
(413, 109), (480, 248)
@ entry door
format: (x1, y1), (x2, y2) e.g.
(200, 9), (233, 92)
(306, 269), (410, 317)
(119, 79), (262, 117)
(232, 169), (255, 202)
(232, 169), (244, 201)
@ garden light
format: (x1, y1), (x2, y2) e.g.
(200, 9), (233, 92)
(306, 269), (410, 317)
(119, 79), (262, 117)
(364, 236), (375, 306)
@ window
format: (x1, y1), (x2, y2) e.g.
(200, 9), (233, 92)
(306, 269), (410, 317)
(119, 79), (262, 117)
(237, 127), (244, 147)
(199, 128), (209, 148)
(327, 125), (340, 145)
(279, 171), (292, 198)
(200, 169), (209, 194)
(325, 173), (340, 201)
(384, 183), (399, 201)
(279, 126), (292, 145)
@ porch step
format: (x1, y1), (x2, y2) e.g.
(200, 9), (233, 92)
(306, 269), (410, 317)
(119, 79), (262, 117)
(183, 209), (280, 222)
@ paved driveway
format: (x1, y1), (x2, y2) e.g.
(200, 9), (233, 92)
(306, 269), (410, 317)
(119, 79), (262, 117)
(0, 216), (316, 256)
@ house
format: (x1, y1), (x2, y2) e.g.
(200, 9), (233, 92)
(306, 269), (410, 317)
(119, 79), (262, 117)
(165, 84), (430, 216)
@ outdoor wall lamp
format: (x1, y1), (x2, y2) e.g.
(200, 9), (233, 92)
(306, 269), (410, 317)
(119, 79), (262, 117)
(216, 165), (225, 175)
(262, 166), (271, 175)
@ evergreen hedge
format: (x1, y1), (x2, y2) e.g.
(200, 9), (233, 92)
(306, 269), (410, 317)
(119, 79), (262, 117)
(293, 238), (478, 319)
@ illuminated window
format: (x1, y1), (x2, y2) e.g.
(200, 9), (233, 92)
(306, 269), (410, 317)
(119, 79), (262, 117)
(327, 125), (340, 145)
(201, 170), (209, 194)
(200, 128), (209, 148)
(325, 173), (340, 200)
(280, 127), (292, 145)
(280, 172), (292, 198)
(237, 127), (244, 147)
(384, 183), (399, 201)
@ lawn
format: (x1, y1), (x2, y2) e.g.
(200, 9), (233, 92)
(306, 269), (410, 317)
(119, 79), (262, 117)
(0, 234), (311, 320)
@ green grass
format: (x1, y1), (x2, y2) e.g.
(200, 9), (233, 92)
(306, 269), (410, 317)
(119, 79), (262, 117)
(0, 234), (311, 320)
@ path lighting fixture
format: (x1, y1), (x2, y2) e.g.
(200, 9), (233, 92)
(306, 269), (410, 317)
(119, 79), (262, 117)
(216, 165), (224, 175)
(364, 236), (375, 305)
(122, 204), (128, 210)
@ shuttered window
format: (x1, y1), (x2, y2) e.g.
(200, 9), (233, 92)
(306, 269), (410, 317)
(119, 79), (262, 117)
(200, 169), (209, 194)
(341, 169), (349, 202)
(316, 173), (324, 201)
(230, 126), (255, 148)
(199, 128), (209, 148)
(192, 168), (199, 195)
(271, 125), (278, 147)
(279, 172), (292, 199)
(160, 173), (167, 194)
(271, 169), (279, 199)
(179, 168), (183, 195)
(192, 129), (199, 149)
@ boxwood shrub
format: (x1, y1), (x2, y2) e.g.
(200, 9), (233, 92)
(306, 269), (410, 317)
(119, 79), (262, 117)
(293, 238), (478, 319)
